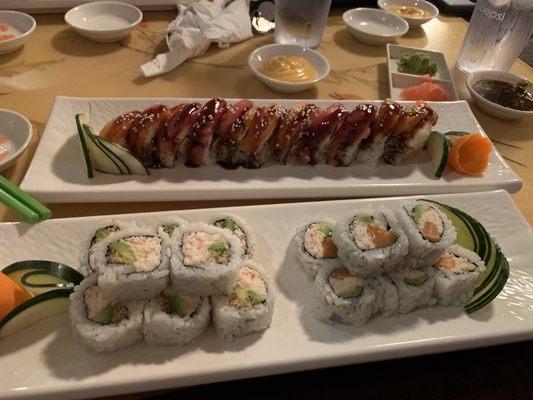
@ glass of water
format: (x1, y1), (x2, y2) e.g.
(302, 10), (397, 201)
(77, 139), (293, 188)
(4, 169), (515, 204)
(275, 0), (332, 49)
(456, 0), (533, 74)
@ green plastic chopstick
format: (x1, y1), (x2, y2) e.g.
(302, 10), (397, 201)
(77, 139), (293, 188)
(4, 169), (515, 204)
(0, 176), (51, 221)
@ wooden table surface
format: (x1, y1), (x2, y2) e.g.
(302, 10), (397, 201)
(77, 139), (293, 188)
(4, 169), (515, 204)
(0, 8), (532, 400)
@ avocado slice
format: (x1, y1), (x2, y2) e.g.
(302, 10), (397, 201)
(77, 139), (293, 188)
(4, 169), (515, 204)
(234, 285), (249, 301)
(233, 284), (267, 306)
(163, 223), (179, 236)
(108, 241), (136, 264)
(354, 216), (374, 224)
(318, 223), (333, 237)
(91, 302), (123, 324)
(209, 240), (229, 254)
(403, 275), (428, 286)
(409, 205), (430, 225)
(338, 285), (364, 299)
(249, 290), (267, 304)
(216, 218), (237, 232)
(94, 228), (109, 242)
(165, 294), (195, 318)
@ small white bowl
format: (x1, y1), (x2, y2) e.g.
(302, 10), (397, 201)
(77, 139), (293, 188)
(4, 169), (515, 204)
(378, 0), (439, 27)
(248, 44), (330, 94)
(65, 1), (143, 43)
(466, 70), (533, 120)
(0, 109), (33, 173)
(343, 8), (408, 46)
(0, 11), (36, 55)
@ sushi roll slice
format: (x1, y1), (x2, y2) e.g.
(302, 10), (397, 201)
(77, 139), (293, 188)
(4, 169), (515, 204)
(170, 222), (243, 296)
(211, 261), (275, 340)
(143, 288), (210, 346)
(370, 274), (399, 317)
(157, 216), (188, 241)
(69, 274), (143, 353)
(293, 219), (342, 277)
(312, 266), (379, 326)
(333, 208), (408, 277)
(396, 201), (457, 267)
(209, 213), (256, 259)
(433, 245), (486, 306)
(388, 266), (436, 314)
(90, 227), (170, 301)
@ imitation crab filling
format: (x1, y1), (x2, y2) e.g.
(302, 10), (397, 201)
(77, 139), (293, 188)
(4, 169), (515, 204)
(182, 231), (230, 267)
(304, 223), (338, 259)
(106, 235), (162, 272)
(159, 290), (200, 318)
(435, 252), (477, 274)
(214, 218), (248, 255)
(328, 267), (364, 298)
(410, 205), (444, 242)
(350, 215), (398, 250)
(84, 285), (127, 324)
(229, 266), (268, 310)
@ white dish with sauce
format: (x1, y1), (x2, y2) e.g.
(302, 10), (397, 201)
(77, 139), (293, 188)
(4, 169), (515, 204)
(248, 44), (330, 93)
(0, 11), (36, 55)
(378, 0), (438, 28)
(64, 1), (143, 42)
(342, 8), (409, 46)
(0, 109), (33, 173)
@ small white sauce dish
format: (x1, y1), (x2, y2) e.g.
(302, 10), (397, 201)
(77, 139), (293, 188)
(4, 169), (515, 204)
(65, 1), (143, 43)
(343, 8), (408, 46)
(378, 0), (439, 27)
(0, 109), (33, 173)
(248, 44), (330, 94)
(0, 11), (36, 55)
(466, 70), (533, 120)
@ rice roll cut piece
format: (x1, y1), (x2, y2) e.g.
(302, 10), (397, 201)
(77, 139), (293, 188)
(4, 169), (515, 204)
(396, 201), (457, 267)
(157, 216), (188, 240)
(90, 227), (170, 301)
(333, 207), (408, 277)
(69, 274), (143, 353)
(293, 219), (342, 277)
(433, 245), (486, 306)
(388, 266), (437, 314)
(143, 288), (210, 346)
(312, 266), (379, 326)
(370, 274), (399, 317)
(212, 260), (275, 340)
(209, 213), (256, 260)
(170, 222), (243, 296)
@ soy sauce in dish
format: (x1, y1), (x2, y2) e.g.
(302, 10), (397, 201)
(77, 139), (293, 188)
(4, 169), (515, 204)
(473, 79), (533, 111)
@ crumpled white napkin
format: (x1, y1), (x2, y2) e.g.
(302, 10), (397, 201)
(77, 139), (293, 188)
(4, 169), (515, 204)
(140, 0), (253, 77)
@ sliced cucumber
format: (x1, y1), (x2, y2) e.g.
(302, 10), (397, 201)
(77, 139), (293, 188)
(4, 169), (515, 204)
(96, 135), (149, 176)
(423, 199), (509, 313)
(0, 289), (71, 339)
(427, 131), (451, 178)
(75, 113), (94, 178)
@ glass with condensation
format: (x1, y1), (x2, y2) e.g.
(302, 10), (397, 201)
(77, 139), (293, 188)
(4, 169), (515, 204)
(274, 0), (332, 48)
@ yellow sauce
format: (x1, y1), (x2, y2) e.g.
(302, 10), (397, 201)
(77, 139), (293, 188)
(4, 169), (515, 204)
(388, 5), (431, 18)
(259, 56), (317, 83)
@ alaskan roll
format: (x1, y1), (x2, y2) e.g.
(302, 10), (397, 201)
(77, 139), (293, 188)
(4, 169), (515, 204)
(209, 213), (256, 259)
(433, 245), (486, 306)
(333, 207), (408, 277)
(212, 261), (275, 340)
(396, 201), (457, 267)
(294, 219), (343, 277)
(143, 288), (210, 346)
(170, 222), (242, 296)
(312, 266), (379, 326)
(69, 274), (143, 353)
(388, 266), (436, 313)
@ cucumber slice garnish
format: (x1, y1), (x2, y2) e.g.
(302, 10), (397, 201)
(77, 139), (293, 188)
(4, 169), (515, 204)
(427, 131), (451, 178)
(75, 113), (94, 178)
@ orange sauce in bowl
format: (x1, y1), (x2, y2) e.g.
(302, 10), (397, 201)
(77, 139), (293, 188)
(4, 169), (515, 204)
(388, 5), (431, 18)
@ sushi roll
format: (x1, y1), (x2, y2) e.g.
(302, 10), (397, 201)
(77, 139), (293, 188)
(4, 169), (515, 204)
(433, 245), (486, 306)
(81, 222), (125, 275)
(170, 222), (243, 296)
(90, 227), (170, 301)
(143, 288), (210, 346)
(69, 274), (143, 353)
(209, 213), (256, 259)
(293, 219), (342, 277)
(396, 201), (457, 267)
(370, 274), (399, 317)
(388, 266), (436, 314)
(312, 266), (379, 326)
(157, 216), (188, 240)
(211, 261), (275, 339)
(333, 207), (408, 277)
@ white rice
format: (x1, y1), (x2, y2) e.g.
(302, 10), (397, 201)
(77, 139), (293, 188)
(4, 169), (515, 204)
(206, 213), (256, 260)
(355, 139), (386, 167)
(388, 266), (437, 314)
(370, 274), (399, 317)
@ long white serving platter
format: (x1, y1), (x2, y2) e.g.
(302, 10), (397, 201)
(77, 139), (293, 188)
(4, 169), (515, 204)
(0, 190), (532, 400)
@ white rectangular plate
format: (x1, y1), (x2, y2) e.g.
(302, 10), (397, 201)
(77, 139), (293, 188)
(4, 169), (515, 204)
(0, 190), (532, 400)
(20, 97), (522, 203)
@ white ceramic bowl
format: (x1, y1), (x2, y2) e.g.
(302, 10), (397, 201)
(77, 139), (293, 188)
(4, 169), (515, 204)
(343, 8), (408, 46)
(0, 109), (33, 173)
(466, 70), (533, 120)
(65, 1), (142, 43)
(378, 0), (439, 27)
(248, 44), (330, 94)
(0, 11), (36, 55)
